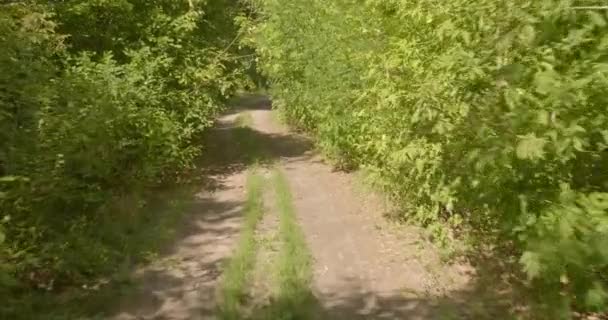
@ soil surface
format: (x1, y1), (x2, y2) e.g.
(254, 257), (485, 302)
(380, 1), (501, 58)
(110, 95), (517, 320)
(245, 105), (477, 320)
(110, 113), (250, 320)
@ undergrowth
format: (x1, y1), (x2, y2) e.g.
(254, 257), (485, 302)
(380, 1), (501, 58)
(1, 0), (254, 316)
(247, 0), (608, 315)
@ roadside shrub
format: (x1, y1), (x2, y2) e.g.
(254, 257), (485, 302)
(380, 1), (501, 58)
(249, 0), (608, 314)
(0, 0), (251, 298)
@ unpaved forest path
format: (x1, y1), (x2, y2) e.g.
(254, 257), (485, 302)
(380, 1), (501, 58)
(111, 96), (518, 320)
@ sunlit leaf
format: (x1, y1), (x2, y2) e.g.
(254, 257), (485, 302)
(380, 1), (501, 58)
(516, 134), (547, 160)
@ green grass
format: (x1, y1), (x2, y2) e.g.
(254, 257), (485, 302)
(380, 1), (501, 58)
(263, 168), (315, 320)
(218, 170), (265, 320)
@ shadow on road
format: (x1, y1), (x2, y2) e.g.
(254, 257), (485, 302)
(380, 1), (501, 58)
(247, 260), (529, 320)
(79, 94), (535, 320)
(104, 94), (316, 320)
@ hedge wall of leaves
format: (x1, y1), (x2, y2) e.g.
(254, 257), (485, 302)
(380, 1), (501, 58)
(249, 0), (608, 313)
(0, 0), (250, 295)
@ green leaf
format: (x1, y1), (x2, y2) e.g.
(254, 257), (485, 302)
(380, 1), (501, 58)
(0, 271), (18, 288)
(520, 251), (542, 280)
(536, 110), (549, 126)
(520, 25), (536, 45)
(534, 69), (560, 95)
(586, 283), (608, 309)
(0, 176), (18, 183)
(0, 176), (28, 183)
(588, 11), (607, 27)
(516, 134), (547, 160)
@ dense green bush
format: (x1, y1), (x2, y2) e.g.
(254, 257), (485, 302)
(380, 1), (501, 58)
(0, 0), (251, 298)
(249, 0), (608, 314)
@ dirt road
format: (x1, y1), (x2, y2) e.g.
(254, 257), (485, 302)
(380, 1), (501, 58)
(110, 96), (516, 320)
